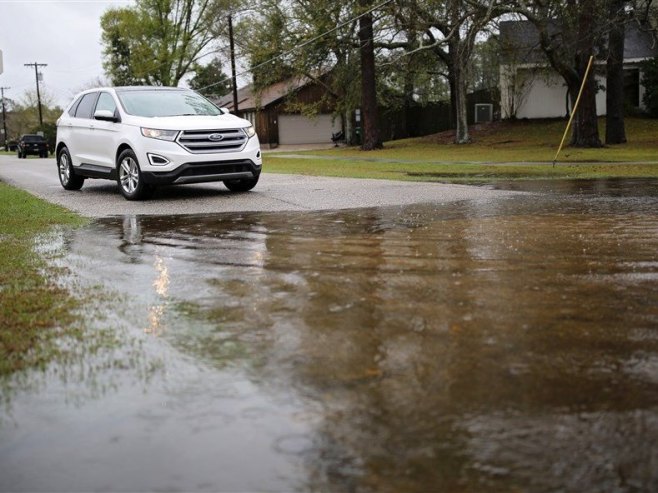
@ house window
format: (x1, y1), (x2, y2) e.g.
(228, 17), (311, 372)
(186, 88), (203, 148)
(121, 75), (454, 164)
(623, 68), (640, 108)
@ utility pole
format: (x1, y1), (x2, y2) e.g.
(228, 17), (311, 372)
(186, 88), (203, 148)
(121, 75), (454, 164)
(24, 62), (47, 128)
(228, 14), (239, 114)
(1, 87), (9, 149)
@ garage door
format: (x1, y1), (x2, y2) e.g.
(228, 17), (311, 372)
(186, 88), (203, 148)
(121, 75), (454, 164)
(278, 114), (340, 145)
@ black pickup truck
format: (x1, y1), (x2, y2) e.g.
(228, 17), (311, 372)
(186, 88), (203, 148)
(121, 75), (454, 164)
(17, 134), (49, 158)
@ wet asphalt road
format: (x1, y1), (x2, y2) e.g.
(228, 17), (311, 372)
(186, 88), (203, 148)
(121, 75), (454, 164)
(0, 155), (519, 217)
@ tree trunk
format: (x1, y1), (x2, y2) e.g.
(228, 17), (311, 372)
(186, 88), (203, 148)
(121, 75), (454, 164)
(453, 51), (470, 144)
(358, 0), (383, 151)
(448, 75), (457, 129)
(569, 66), (601, 147)
(570, 0), (602, 148)
(403, 23), (418, 139)
(606, 0), (627, 144)
(403, 74), (414, 139)
(447, 39), (458, 129)
(447, 0), (470, 144)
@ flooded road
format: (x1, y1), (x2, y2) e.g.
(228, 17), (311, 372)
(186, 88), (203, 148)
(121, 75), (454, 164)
(1, 179), (658, 492)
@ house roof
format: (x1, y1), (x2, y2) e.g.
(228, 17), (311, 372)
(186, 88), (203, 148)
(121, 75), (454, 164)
(214, 76), (313, 112)
(499, 20), (658, 65)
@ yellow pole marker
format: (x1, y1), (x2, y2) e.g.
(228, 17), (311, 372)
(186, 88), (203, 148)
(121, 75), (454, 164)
(553, 55), (595, 166)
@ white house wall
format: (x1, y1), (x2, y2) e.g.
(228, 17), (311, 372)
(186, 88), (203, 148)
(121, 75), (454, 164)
(501, 66), (609, 119)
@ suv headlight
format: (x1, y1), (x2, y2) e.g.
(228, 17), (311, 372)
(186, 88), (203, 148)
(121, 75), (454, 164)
(141, 128), (179, 141)
(243, 125), (256, 138)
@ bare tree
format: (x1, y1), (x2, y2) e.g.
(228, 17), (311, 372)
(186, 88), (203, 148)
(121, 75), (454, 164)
(500, 65), (541, 119)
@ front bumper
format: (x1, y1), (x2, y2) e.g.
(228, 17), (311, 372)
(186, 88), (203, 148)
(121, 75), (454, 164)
(135, 134), (262, 185)
(142, 159), (261, 185)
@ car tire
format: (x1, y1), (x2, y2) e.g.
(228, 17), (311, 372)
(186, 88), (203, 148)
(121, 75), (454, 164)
(117, 149), (153, 201)
(223, 175), (260, 192)
(17, 150), (22, 159)
(57, 147), (85, 190)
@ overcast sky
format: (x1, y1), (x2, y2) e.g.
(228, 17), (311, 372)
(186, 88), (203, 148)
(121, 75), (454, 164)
(0, 0), (135, 108)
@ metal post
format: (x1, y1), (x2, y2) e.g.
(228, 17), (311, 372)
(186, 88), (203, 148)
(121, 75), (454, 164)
(24, 62), (47, 129)
(228, 14), (239, 114)
(0, 87), (9, 149)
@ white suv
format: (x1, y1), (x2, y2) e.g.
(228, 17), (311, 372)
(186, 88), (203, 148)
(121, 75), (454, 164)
(56, 86), (262, 200)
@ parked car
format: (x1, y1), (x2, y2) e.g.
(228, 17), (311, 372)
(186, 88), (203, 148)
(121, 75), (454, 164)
(17, 134), (49, 158)
(55, 86), (262, 200)
(5, 140), (18, 152)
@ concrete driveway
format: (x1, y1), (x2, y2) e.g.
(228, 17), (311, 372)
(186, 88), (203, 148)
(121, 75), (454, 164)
(0, 155), (519, 218)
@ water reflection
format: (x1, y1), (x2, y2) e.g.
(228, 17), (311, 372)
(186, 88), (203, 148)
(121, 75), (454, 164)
(1, 183), (658, 491)
(146, 255), (170, 336)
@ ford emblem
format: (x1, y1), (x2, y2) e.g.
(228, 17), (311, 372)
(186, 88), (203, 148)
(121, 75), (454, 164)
(208, 133), (225, 142)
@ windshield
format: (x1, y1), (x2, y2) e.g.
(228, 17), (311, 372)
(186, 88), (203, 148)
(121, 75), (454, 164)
(116, 89), (223, 117)
(22, 135), (45, 142)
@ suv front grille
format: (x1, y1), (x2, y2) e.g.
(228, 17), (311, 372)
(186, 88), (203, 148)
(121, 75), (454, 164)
(177, 128), (247, 154)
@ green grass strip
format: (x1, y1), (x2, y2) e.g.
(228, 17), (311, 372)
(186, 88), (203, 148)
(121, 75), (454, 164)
(264, 157), (658, 182)
(264, 117), (658, 180)
(0, 182), (87, 376)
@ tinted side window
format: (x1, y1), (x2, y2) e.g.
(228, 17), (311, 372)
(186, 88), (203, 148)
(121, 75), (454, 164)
(74, 93), (98, 119)
(95, 92), (117, 114)
(68, 95), (84, 117)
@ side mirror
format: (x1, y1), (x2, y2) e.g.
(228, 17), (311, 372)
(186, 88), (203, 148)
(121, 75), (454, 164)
(94, 109), (119, 122)
(220, 107), (230, 115)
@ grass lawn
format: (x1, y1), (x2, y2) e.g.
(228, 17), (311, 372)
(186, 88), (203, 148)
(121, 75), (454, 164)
(0, 182), (87, 376)
(264, 117), (658, 181)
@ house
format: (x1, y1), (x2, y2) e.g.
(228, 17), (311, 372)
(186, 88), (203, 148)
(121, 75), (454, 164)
(498, 20), (658, 119)
(215, 76), (341, 148)
(215, 75), (499, 147)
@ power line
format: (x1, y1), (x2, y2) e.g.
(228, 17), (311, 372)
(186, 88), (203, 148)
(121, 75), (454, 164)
(197, 0), (395, 94)
(48, 62), (102, 74)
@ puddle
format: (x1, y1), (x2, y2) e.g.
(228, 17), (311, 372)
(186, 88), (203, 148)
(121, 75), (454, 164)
(1, 180), (658, 492)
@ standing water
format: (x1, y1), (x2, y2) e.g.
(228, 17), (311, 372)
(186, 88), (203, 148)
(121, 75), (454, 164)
(1, 179), (657, 492)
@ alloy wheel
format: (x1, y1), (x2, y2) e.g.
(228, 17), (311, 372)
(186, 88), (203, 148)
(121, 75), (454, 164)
(59, 152), (70, 184)
(119, 157), (139, 194)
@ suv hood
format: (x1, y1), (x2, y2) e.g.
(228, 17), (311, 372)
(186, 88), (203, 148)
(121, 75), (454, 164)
(127, 113), (250, 131)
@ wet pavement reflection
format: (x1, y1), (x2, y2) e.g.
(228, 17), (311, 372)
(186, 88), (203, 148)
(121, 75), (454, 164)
(1, 179), (658, 492)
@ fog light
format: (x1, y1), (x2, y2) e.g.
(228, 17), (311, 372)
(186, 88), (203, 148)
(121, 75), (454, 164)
(147, 153), (170, 166)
